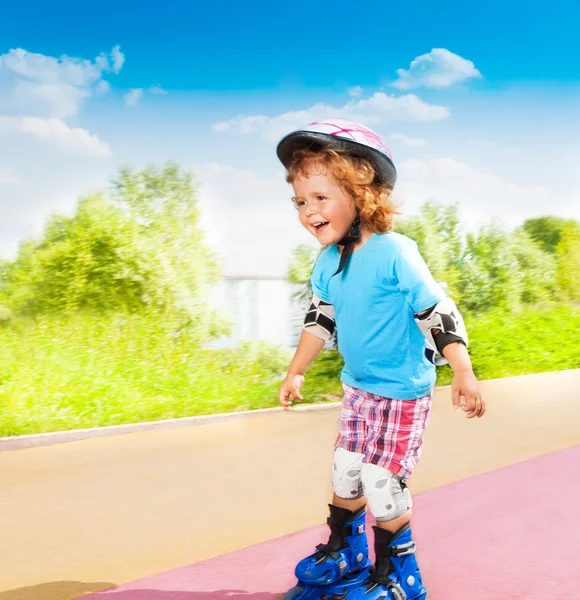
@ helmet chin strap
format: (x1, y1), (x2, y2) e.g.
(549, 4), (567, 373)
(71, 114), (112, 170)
(333, 211), (361, 276)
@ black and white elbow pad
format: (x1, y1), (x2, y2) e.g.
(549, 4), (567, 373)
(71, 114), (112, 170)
(415, 297), (468, 366)
(303, 294), (336, 342)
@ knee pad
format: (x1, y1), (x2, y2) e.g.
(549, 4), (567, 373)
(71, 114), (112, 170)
(361, 463), (412, 522)
(332, 447), (364, 499)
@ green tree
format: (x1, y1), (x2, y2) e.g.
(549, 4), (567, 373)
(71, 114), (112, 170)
(287, 244), (320, 300)
(3, 195), (150, 314)
(555, 222), (580, 302)
(510, 230), (558, 305)
(460, 223), (557, 312)
(395, 201), (463, 297)
(2, 163), (228, 343)
(459, 222), (519, 312)
(522, 216), (569, 254)
(0, 258), (11, 311)
(112, 163), (224, 332)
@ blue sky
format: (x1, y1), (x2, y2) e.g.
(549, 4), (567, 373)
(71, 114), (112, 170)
(1, 0), (579, 275)
(3, 0), (580, 87)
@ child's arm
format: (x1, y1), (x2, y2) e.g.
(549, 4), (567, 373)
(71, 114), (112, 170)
(441, 341), (486, 419)
(279, 330), (326, 411)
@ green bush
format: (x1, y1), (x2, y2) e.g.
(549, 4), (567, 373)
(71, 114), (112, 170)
(433, 304), (580, 385)
(0, 312), (290, 436)
(1, 305), (578, 436)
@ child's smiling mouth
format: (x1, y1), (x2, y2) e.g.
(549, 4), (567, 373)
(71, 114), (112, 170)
(312, 221), (329, 233)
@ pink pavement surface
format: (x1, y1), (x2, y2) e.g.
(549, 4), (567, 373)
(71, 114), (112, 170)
(82, 444), (580, 600)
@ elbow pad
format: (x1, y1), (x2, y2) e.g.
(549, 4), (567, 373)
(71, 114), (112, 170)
(415, 297), (468, 366)
(303, 294), (335, 342)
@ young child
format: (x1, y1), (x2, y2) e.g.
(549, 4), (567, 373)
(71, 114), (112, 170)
(276, 119), (486, 600)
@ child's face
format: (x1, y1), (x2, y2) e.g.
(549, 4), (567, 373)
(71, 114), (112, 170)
(292, 171), (357, 245)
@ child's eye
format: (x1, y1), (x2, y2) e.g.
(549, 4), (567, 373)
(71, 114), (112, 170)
(317, 196), (326, 201)
(291, 197), (306, 209)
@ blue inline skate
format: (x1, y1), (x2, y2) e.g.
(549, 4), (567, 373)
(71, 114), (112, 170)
(283, 504), (373, 600)
(344, 524), (427, 600)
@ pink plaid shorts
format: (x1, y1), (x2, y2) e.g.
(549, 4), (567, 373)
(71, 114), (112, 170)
(335, 383), (432, 480)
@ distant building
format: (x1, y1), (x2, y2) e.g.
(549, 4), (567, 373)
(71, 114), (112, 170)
(205, 275), (311, 349)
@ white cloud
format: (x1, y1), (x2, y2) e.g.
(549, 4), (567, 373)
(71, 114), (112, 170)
(390, 133), (427, 148)
(124, 88), (143, 106)
(394, 48), (482, 90)
(213, 114), (270, 134)
(124, 86), (167, 106)
(195, 163), (315, 276)
(395, 156), (554, 227)
(149, 84), (167, 95)
(110, 45), (125, 73)
(213, 92), (450, 142)
(0, 165), (18, 184)
(95, 80), (112, 95)
(0, 117), (111, 157)
(0, 45), (125, 118)
(348, 85), (363, 97)
(4, 79), (91, 120)
(2, 48), (102, 86)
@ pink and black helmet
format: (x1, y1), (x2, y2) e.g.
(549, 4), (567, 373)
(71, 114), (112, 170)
(276, 118), (397, 189)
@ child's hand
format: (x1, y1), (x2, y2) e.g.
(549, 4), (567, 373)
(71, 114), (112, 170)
(279, 373), (305, 411)
(452, 369), (486, 419)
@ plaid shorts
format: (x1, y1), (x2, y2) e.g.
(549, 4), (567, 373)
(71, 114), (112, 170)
(335, 383), (432, 481)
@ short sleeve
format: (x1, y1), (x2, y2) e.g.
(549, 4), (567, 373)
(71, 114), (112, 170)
(310, 253), (330, 303)
(393, 239), (445, 314)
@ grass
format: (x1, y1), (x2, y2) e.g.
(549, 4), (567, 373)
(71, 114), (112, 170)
(1, 304), (579, 436)
(0, 313), (291, 436)
(435, 304), (580, 385)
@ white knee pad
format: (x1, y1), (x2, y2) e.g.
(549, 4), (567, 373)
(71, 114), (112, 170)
(361, 463), (412, 522)
(332, 447), (364, 499)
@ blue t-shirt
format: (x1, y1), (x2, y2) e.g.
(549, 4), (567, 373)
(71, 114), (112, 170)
(310, 232), (445, 400)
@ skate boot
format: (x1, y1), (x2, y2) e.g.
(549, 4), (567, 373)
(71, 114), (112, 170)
(344, 524), (427, 600)
(283, 504), (373, 600)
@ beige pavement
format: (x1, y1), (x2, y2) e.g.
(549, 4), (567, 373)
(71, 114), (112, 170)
(1, 369), (579, 600)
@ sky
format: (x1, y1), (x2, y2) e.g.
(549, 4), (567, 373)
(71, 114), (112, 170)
(1, 0), (579, 276)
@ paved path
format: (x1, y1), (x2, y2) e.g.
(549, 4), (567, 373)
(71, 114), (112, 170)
(81, 444), (580, 600)
(0, 369), (579, 600)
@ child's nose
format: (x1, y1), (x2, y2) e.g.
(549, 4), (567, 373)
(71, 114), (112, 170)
(304, 202), (317, 217)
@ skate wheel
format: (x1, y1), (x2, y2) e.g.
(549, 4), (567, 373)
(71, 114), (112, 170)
(283, 585), (305, 599)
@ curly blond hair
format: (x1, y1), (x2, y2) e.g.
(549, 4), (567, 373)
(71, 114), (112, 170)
(285, 147), (400, 233)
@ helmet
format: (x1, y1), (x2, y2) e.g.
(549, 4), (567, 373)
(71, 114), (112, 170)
(276, 118), (396, 189)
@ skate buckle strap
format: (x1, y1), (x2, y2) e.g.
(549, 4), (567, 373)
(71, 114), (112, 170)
(387, 581), (407, 600)
(391, 540), (415, 557)
(335, 556), (348, 574)
(314, 546), (348, 574)
(377, 540), (416, 558)
(328, 550), (348, 575)
(326, 519), (365, 536)
(363, 577), (407, 599)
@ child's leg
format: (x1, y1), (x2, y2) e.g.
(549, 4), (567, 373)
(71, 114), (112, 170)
(283, 387), (372, 598)
(331, 382), (370, 513)
(331, 382), (411, 526)
(332, 383), (368, 498)
(291, 433), (372, 583)
(283, 499), (373, 600)
(374, 507), (412, 533)
(361, 390), (432, 523)
(342, 391), (432, 600)
(332, 492), (367, 512)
